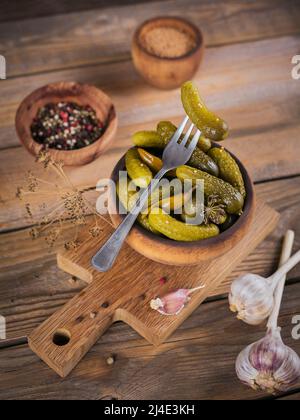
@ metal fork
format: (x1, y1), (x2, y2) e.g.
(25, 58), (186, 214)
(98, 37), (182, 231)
(92, 116), (201, 272)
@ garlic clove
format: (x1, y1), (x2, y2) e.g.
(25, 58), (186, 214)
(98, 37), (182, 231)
(236, 328), (300, 394)
(149, 286), (207, 316)
(229, 274), (274, 326)
(150, 289), (191, 316)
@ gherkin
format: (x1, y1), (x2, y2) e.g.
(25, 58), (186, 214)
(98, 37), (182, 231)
(188, 147), (219, 177)
(157, 120), (212, 153)
(181, 81), (229, 141)
(176, 165), (244, 215)
(149, 209), (219, 242)
(132, 130), (166, 148)
(208, 147), (246, 198)
(125, 148), (153, 189)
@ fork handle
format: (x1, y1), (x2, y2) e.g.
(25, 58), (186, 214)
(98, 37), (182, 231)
(92, 168), (167, 272)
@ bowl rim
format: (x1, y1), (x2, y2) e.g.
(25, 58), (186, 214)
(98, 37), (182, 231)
(133, 16), (204, 62)
(110, 143), (255, 250)
(15, 81), (118, 160)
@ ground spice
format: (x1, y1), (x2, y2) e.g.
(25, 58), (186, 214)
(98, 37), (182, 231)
(140, 26), (196, 58)
(31, 102), (105, 151)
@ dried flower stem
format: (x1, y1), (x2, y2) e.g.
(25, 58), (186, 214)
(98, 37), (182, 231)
(267, 230), (295, 330)
(17, 150), (109, 249)
(188, 285), (206, 294)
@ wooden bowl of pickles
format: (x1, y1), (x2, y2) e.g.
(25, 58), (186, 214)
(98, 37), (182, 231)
(109, 82), (255, 266)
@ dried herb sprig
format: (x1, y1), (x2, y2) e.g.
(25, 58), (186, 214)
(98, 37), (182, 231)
(204, 195), (227, 225)
(17, 150), (112, 249)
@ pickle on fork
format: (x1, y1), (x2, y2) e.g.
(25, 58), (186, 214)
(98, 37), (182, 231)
(157, 120), (212, 153)
(181, 81), (229, 141)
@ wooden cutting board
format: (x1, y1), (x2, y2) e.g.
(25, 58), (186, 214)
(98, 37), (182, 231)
(28, 199), (279, 378)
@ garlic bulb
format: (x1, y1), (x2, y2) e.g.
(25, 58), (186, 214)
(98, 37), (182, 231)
(236, 237), (300, 394)
(236, 327), (300, 393)
(230, 231), (295, 325)
(229, 274), (275, 326)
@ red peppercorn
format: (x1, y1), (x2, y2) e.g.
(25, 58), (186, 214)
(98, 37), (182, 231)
(60, 111), (69, 122)
(31, 102), (105, 151)
(159, 277), (168, 285)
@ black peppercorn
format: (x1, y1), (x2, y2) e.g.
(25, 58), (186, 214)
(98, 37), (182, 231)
(31, 102), (105, 151)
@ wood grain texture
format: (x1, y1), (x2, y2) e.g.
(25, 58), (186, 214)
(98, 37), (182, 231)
(0, 34), (299, 151)
(0, 0), (299, 401)
(0, 0), (164, 22)
(0, 176), (299, 341)
(1, 0), (300, 77)
(28, 199), (278, 377)
(0, 36), (299, 233)
(1, 282), (299, 400)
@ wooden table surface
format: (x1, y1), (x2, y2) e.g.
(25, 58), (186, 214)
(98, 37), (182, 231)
(0, 0), (300, 400)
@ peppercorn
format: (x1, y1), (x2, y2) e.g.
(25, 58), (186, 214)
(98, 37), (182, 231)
(31, 102), (106, 151)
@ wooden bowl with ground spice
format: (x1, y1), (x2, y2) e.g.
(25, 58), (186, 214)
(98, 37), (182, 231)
(132, 17), (204, 90)
(16, 82), (117, 166)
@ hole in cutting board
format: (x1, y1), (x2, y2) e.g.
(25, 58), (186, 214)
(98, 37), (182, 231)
(53, 329), (71, 346)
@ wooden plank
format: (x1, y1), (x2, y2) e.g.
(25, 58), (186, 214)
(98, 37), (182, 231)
(2, 34), (300, 151)
(1, 0), (300, 78)
(0, 36), (299, 232)
(27, 199), (277, 378)
(0, 0), (164, 23)
(1, 34), (300, 152)
(0, 176), (299, 340)
(0, 282), (299, 400)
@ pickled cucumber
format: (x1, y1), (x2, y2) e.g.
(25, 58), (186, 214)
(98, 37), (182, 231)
(149, 209), (219, 242)
(137, 148), (176, 177)
(220, 214), (238, 232)
(137, 145), (217, 178)
(137, 148), (163, 172)
(181, 82), (229, 141)
(149, 181), (183, 211)
(176, 165), (244, 214)
(116, 180), (159, 234)
(181, 192), (204, 225)
(157, 121), (177, 145)
(156, 121), (218, 176)
(159, 185), (194, 213)
(125, 148), (153, 188)
(208, 147), (246, 198)
(157, 121), (212, 153)
(188, 147), (219, 177)
(137, 214), (160, 235)
(132, 130), (166, 148)
(116, 179), (137, 212)
(196, 136), (212, 153)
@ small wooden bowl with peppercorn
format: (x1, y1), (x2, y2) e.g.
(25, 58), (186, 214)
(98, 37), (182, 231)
(16, 82), (117, 166)
(132, 17), (204, 90)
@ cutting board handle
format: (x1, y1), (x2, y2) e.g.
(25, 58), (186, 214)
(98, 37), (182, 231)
(28, 281), (117, 378)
